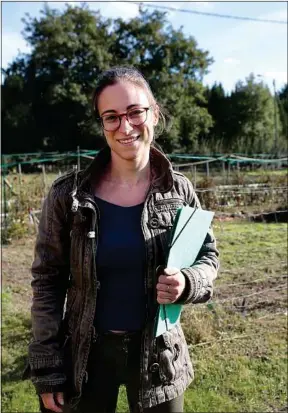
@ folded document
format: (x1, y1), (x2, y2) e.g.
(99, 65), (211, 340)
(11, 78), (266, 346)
(154, 205), (214, 337)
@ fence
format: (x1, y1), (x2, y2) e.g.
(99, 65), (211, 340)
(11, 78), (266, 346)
(1, 150), (287, 232)
(1, 149), (287, 172)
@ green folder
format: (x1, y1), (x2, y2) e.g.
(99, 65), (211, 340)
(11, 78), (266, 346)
(154, 205), (214, 337)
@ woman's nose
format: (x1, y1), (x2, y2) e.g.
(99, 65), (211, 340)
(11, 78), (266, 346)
(118, 116), (134, 134)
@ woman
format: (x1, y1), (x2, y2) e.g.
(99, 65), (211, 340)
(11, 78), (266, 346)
(26, 66), (219, 413)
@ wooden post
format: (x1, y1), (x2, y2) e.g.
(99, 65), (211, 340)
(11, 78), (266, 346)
(206, 161), (210, 178)
(222, 161), (226, 184)
(227, 162), (231, 184)
(18, 163), (22, 189)
(193, 165), (197, 189)
(31, 211), (39, 233)
(4, 178), (17, 196)
(42, 164), (47, 195)
(278, 160), (281, 169)
(18, 163), (22, 202)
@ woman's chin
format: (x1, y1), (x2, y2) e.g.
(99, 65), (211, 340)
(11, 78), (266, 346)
(111, 141), (150, 160)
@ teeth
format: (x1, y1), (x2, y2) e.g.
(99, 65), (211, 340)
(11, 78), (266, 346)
(118, 136), (139, 144)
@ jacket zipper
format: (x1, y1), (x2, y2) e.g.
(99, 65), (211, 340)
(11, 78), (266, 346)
(73, 197), (99, 398)
(138, 190), (153, 412)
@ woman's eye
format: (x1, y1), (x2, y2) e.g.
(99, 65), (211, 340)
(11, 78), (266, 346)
(104, 115), (118, 123)
(129, 109), (145, 118)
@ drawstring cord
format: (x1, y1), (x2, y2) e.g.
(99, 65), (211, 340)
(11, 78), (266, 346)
(71, 168), (79, 212)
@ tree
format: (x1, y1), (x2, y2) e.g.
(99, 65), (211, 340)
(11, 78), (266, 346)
(277, 84), (288, 147)
(1, 57), (39, 153)
(204, 82), (229, 153)
(223, 74), (282, 154)
(2, 3), (213, 154)
(2, 4), (114, 152)
(110, 9), (214, 152)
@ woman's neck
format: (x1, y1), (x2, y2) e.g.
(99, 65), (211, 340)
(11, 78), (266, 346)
(104, 152), (151, 187)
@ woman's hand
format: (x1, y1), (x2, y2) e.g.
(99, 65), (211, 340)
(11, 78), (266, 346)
(41, 392), (64, 412)
(156, 267), (186, 304)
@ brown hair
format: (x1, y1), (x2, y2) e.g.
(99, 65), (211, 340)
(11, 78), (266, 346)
(92, 66), (168, 138)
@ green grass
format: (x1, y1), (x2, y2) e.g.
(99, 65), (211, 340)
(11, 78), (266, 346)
(215, 221), (287, 269)
(184, 321), (287, 412)
(246, 168), (287, 177)
(1, 290), (39, 413)
(185, 168), (287, 186)
(1, 222), (287, 412)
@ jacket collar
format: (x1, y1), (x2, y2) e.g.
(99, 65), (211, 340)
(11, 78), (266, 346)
(78, 145), (174, 195)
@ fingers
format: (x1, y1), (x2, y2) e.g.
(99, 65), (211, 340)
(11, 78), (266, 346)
(41, 393), (64, 413)
(55, 393), (65, 407)
(156, 285), (177, 304)
(156, 282), (177, 294)
(156, 272), (179, 302)
(157, 270), (179, 282)
(157, 290), (174, 299)
(158, 273), (181, 286)
(157, 296), (176, 304)
(156, 267), (185, 304)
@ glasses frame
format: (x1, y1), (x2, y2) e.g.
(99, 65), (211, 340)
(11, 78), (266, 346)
(98, 105), (153, 132)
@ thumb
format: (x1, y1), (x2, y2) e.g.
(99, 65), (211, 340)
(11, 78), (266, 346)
(55, 392), (65, 406)
(163, 267), (179, 276)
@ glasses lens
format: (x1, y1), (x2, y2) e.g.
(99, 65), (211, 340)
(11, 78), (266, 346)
(101, 108), (148, 131)
(102, 115), (120, 131)
(127, 108), (147, 126)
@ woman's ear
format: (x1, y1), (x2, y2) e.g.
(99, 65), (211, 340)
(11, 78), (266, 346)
(153, 104), (160, 126)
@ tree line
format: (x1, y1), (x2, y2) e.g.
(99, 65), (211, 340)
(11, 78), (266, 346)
(2, 4), (287, 155)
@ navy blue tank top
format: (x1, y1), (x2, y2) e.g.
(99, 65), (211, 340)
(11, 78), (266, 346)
(94, 196), (147, 331)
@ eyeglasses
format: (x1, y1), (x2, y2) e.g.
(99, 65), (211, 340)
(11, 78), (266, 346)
(99, 106), (153, 132)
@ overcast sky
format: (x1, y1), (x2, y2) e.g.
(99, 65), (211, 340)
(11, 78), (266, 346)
(1, 1), (287, 93)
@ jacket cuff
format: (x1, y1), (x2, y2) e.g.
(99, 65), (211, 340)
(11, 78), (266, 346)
(174, 271), (192, 304)
(35, 382), (67, 395)
(29, 355), (64, 370)
(25, 357), (67, 395)
(31, 372), (67, 395)
(179, 267), (213, 304)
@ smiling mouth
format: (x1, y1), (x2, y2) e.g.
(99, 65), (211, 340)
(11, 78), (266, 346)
(117, 135), (140, 145)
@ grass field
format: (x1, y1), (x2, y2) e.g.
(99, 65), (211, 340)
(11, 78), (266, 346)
(2, 220), (287, 413)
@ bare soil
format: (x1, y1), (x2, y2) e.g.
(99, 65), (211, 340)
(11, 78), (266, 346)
(2, 233), (287, 318)
(2, 237), (35, 311)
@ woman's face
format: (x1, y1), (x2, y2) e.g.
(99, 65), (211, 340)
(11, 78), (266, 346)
(97, 81), (158, 161)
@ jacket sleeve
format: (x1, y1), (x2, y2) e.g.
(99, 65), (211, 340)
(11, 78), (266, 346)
(27, 183), (70, 394)
(176, 178), (219, 305)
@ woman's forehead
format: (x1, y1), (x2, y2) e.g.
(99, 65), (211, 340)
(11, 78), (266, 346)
(98, 81), (150, 113)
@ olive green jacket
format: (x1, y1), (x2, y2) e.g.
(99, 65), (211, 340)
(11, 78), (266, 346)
(26, 146), (219, 410)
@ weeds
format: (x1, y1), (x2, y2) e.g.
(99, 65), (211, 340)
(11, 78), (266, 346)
(2, 170), (287, 243)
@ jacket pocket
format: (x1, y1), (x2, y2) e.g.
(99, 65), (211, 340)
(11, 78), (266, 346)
(154, 198), (186, 209)
(150, 198), (185, 228)
(157, 330), (185, 385)
(150, 198), (184, 245)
